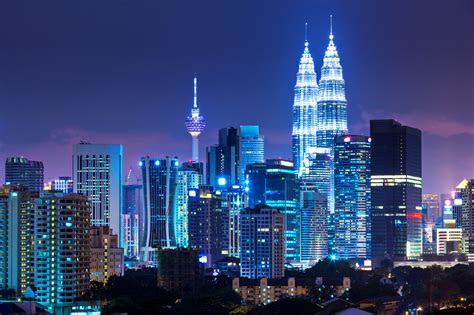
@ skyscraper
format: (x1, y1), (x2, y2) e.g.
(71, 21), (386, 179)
(334, 135), (371, 260)
(422, 194), (441, 226)
(34, 192), (91, 307)
(292, 24), (318, 176)
(207, 127), (239, 187)
(222, 186), (248, 258)
(299, 189), (328, 266)
(72, 143), (123, 242)
(140, 157), (179, 263)
(370, 120), (422, 266)
(185, 74), (206, 162)
(458, 179), (474, 262)
(316, 17), (348, 150)
(246, 159), (299, 262)
(176, 162), (203, 248)
(238, 125), (264, 185)
(5, 157), (44, 192)
(188, 185), (227, 267)
(240, 206), (285, 279)
(0, 187), (35, 295)
(122, 184), (143, 257)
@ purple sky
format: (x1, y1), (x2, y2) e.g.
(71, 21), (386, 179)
(0, 0), (472, 193)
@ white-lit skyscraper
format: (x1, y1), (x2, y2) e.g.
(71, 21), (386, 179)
(292, 24), (318, 176)
(238, 125), (264, 184)
(316, 17), (348, 149)
(73, 143), (123, 242)
(185, 74), (206, 162)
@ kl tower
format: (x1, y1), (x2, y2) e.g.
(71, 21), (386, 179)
(185, 74), (206, 162)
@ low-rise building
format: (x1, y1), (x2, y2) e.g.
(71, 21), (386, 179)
(436, 228), (463, 255)
(90, 226), (124, 283)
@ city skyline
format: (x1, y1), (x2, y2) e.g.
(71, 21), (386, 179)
(0, 1), (472, 194)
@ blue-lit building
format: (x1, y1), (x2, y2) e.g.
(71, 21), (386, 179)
(334, 135), (371, 260)
(300, 188), (328, 266)
(246, 159), (299, 262)
(5, 157), (44, 192)
(316, 19), (348, 150)
(238, 125), (264, 185)
(207, 127), (239, 187)
(34, 192), (91, 308)
(185, 74), (206, 162)
(188, 185), (227, 267)
(176, 162), (203, 248)
(122, 184), (143, 257)
(370, 120), (422, 266)
(292, 27), (318, 177)
(139, 157), (179, 263)
(51, 176), (73, 193)
(240, 206), (285, 279)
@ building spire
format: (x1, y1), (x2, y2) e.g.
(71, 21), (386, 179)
(304, 22), (309, 47)
(330, 15), (333, 39)
(193, 72), (198, 109)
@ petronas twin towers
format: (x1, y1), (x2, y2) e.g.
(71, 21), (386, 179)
(292, 18), (348, 176)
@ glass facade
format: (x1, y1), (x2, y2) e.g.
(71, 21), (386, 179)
(370, 120), (422, 266)
(140, 157), (179, 263)
(122, 184), (143, 257)
(5, 157), (44, 192)
(334, 135), (371, 260)
(238, 125), (264, 185)
(292, 39), (318, 176)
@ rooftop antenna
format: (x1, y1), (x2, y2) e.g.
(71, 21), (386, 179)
(193, 72), (197, 108)
(330, 15), (334, 39)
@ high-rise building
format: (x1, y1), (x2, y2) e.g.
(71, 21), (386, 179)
(458, 179), (474, 262)
(207, 127), (239, 187)
(370, 120), (422, 266)
(176, 162), (203, 248)
(316, 17), (348, 150)
(187, 185), (227, 267)
(140, 157), (179, 263)
(51, 176), (73, 193)
(5, 157), (44, 192)
(221, 186), (248, 258)
(299, 188), (328, 266)
(122, 184), (143, 257)
(334, 135), (371, 260)
(240, 206), (285, 279)
(34, 192), (91, 307)
(0, 187), (35, 295)
(246, 159), (299, 262)
(90, 226), (124, 283)
(72, 143), (123, 242)
(422, 194), (441, 225)
(185, 74), (206, 162)
(291, 25), (318, 176)
(238, 125), (264, 185)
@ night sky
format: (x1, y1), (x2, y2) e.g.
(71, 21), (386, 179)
(0, 0), (472, 193)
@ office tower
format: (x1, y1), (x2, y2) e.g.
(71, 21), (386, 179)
(157, 248), (202, 296)
(51, 176), (73, 193)
(240, 206), (285, 279)
(90, 226), (124, 283)
(246, 159), (299, 262)
(122, 184), (142, 257)
(316, 17), (348, 150)
(238, 125), (264, 185)
(422, 194), (441, 225)
(34, 192), (90, 307)
(72, 143), (123, 241)
(334, 135), (371, 260)
(458, 179), (474, 262)
(176, 162), (203, 248)
(222, 186), (248, 258)
(452, 189), (463, 228)
(207, 127), (239, 187)
(140, 157), (179, 263)
(370, 120), (422, 266)
(187, 185), (227, 267)
(185, 74), (206, 162)
(5, 157), (44, 191)
(291, 25), (318, 176)
(0, 187), (34, 295)
(300, 189), (328, 266)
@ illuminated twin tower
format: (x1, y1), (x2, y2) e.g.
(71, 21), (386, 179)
(185, 74), (206, 162)
(292, 17), (348, 175)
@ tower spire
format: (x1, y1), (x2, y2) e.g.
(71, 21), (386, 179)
(329, 15), (334, 40)
(304, 22), (309, 47)
(193, 72), (198, 108)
